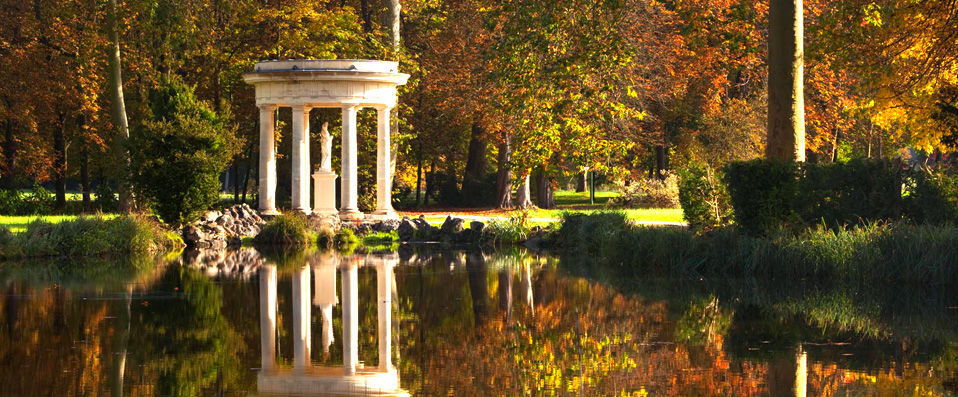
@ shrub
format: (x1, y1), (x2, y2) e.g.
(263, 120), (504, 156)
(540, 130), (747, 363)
(723, 159), (957, 235)
(796, 159), (906, 227)
(21, 184), (56, 215)
(93, 182), (119, 212)
(129, 77), (240, 225)
(334, 228), (360, 252)
(608, 175), (680, 209)
(904, 166), (958, 224)
(254, 213), (309, 246)
(722, 160), (800, 235)
(0, 189), (20, 214)
(677, 164), (731, 233)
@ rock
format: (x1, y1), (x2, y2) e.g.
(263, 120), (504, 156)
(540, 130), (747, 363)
(309, 213), (341, 232)
(469, 221), (485, 234)
(397, 217), (417, 241)
(182, 204), (268, 249)
(440, 216), (464, 235)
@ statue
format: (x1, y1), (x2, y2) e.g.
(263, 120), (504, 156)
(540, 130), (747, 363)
(319, 122), (332, 171)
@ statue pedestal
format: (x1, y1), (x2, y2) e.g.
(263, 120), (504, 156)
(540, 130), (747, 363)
(312, 170), (338, 215)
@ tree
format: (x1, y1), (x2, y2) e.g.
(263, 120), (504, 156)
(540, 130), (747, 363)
(129, 78), (239, 225)
(767, 0), (806, 161)
(107, 0), (135, 211)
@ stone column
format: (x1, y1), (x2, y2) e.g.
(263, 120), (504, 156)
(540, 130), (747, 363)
(291, 105), (311, 214)
(376, 258), (395, 371)
(374, 106), (396, 217)
(259, 266), (277, 372)
(292, 265), (311, 371)
(341, 259), (360, 375)
(258, 105), (279, 215)
(340, 104), (361, 218)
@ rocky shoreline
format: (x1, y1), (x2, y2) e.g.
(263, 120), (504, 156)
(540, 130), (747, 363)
(179, 204), (502, 249)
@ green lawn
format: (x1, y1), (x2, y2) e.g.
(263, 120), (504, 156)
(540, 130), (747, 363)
(0, 214), (119, 234)
(553, 190), (619, 207)
(533, 208), (685, 224)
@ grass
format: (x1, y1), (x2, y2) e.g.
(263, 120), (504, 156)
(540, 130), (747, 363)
(558, 212), (958, 285)
(253, 213), (310, 246)
(553, 189), (619, 207)
(0, 214), (121, 234)
(534, 208), (684, 224)
(0, 215), (179, 258)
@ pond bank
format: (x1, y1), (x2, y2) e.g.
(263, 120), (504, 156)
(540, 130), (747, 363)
(0, 215), (181, 259)
(557, 212), (958, 285)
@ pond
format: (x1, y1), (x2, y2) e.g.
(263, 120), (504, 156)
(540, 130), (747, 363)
(0, 247), (956, 396)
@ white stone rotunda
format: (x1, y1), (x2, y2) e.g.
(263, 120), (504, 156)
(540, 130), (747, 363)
(243, 59), (410, 219)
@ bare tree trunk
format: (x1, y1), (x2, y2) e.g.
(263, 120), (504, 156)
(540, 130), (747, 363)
(575, 171), (586, 192)
(387, 0), (401, 51)
(495, 133), (513, 209)
(516, 173), (534, 209)
(53, 115), (67, 210)
(108, 0), (134, 212)
(767, 0), (806, 162)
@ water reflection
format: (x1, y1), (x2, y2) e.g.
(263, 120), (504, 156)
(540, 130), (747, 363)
(0, 248), (955, 395)
(257, 252), (406, 396)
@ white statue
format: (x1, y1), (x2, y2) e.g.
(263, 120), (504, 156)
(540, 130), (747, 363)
(319, 122), (332, 171)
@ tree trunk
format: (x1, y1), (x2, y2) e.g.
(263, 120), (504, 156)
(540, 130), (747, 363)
(495, 134), (513, 209)
(53, 116), (67, 210)
(232, 164), (240, 203)
(359, 0), (372, 33)
(108, 0), (134, 212)
(80, 140), (91, 210)
(463, 123), (487, 183)
(654, 144), (669, 179)
(111, 286), (132, 397)
(415, 139), (423, 206)
(575, 171), (586, 192)
(465, 252), (489, 328)
(516, 173), (534, 209)
(767, 0), (806, 162)
(2, 119), (17, 190)
(536, 172), (555, 209)
(386, 0), (401, 51)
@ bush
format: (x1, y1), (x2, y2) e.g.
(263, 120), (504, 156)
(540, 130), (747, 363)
(677, 164), (731, 233)
(722, 160), (801, 235)
(0, 189), (20, 214)
(796, 159), (906, 227)
(93, 182), (119, 212)
(722, 159), (956, 235)
(130, 77), (240, 225)
(904, 166), (958, 224)
(608, 175), (680, 209)
(26, 184), (55, 214)
(254, 213), (309, 246)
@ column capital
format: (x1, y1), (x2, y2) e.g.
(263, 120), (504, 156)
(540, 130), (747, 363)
(290, 104), (312, 112)
(374, 104), (393, 112)
(341, 102), (363, 111)
(258, 104), (278, 112)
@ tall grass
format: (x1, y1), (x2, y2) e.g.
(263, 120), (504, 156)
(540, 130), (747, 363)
(558, 213), (958, 285)
(484, 210), (534, 245)
(0, 215), (178, 258)
(253, 213), (309, 246)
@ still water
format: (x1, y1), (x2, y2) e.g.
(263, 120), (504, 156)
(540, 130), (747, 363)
(0, 247), (956, 396)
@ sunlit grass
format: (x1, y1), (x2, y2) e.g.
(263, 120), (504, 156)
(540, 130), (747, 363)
(0, 214), (120, 234)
